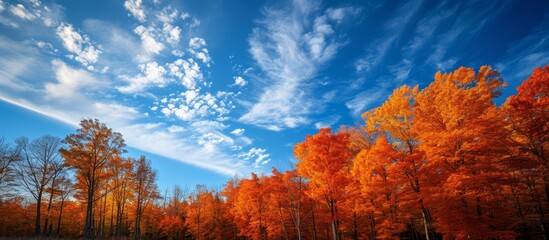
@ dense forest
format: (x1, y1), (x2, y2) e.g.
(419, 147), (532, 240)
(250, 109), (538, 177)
(0, 65), (547, 239)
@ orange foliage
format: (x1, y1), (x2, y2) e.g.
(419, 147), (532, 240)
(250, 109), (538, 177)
(2, 65), (549, 240)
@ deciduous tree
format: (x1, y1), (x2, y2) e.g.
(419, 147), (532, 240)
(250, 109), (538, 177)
(60, 118), (125, 238)
(15, 135), (63, 237)
(295, 128), (352, 240)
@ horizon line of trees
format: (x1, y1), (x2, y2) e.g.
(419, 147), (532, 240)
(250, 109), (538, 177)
(0, 65), (547, 239)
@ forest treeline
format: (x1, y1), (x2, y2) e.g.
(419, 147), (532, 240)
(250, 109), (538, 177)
(0, 65), (547, 239)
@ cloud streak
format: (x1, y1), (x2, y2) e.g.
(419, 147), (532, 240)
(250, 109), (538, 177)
(240, 0), (358, 131)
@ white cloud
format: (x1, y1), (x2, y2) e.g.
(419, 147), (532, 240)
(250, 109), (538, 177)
(157, 6), (178, 23)
(326, 7), (360, 23)
(181, 12), (190, 20)
(10, 4), (36, 20)
(124, 0), (146, 22)
(191, 120), (228, 132)
(188, 37), (211, 66)
(30, 0), (41, 7)
(171, 49), (184, 57)
(167, 125), (184, 133)
(198, 132), (234, 146)
(45, 59), (100, 99)
(134, 25), (164, 54)
(230, 128), (245, 136)
(167, 58), (203, 89)
(189, 37), (206, 49)
(238, 147), (270, 168)
(240, 0), (353, 131)
(159, 90), (234, 122)
(190, 18), (200, 28)
(314, 115), (341, 129)
(345, 86), (387, 116)
(163, 23), (181, 45)
(56, 23), (102, 67)
(233, 76), (247, 87)
(0, 1), (5, 12)
(118, 61), (169, 93)
(390, 59), (413, 83)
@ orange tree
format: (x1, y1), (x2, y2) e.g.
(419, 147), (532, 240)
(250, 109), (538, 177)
(60, 119), (125, 238)
(294, 128), (352, 240)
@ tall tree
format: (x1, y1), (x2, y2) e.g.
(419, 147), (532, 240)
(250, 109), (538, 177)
(352, 135), (407, 238)
(362, 85), (433, 239)
(55, 174), (74, 238)
(110, 155), (134, 237)
(231, 173), (269, 240)
(294, 128), (352, 240)
(133, 156), (159, 239)
(413, 66), (513, 238)
(60, 118), (125, 238)
(504, 65), (549, 237)
(504, 66), (549, 198)
(15, 135), (63, 237)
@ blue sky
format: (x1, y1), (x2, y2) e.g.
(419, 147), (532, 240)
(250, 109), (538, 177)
(0, 0), (547, 191)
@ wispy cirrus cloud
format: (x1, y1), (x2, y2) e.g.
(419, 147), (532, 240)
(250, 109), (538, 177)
(425, 1), (507, 71)
(354, 0), (423, 73)
(348, 0), (422, 116)
(240, 0), (360, 131)
(496, 14), (549, 82)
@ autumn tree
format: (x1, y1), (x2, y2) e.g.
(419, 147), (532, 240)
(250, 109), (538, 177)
(132, 155), (159, 239)
(413, 66), (514, 238)
(361, 85), (433, 239)
(232, 173), (270, 240)
(159, 215), (186, 240)
(221, 178), (243, 239)
(353, 135), (409, 239)
(60, 118), (125, 238)
(15, 135), (63, 237)
(504, 66), (549, 194)
(186, 185), (209, 240)
(55, 174), (74, 237)
(503, 65), (549, 237)
(110, 155), (134, 237)
(294, 128), (352, 240)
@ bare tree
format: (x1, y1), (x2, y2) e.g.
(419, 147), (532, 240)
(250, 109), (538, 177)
(0, 137), (22, 196)
(15, 135), (63, 237)
(43, 161), (65, 236)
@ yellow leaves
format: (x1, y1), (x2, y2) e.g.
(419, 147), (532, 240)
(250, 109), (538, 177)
(362, 85), (418, 147)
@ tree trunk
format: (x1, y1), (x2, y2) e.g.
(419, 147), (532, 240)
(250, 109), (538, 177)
(311, 205), (317, 240)
(56, 195), (65, 237)
(330, 204), (338, 240)
(544, 170), (549, 207)
(35, 192), (42, 236)
(353, 212), (358, 240)
(85, 177), (95, 238)
(44, 176), (57, 237)
(278, 203), (289, 240)
(110, 196), (114, 237)
(420, 203), (430, 240)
